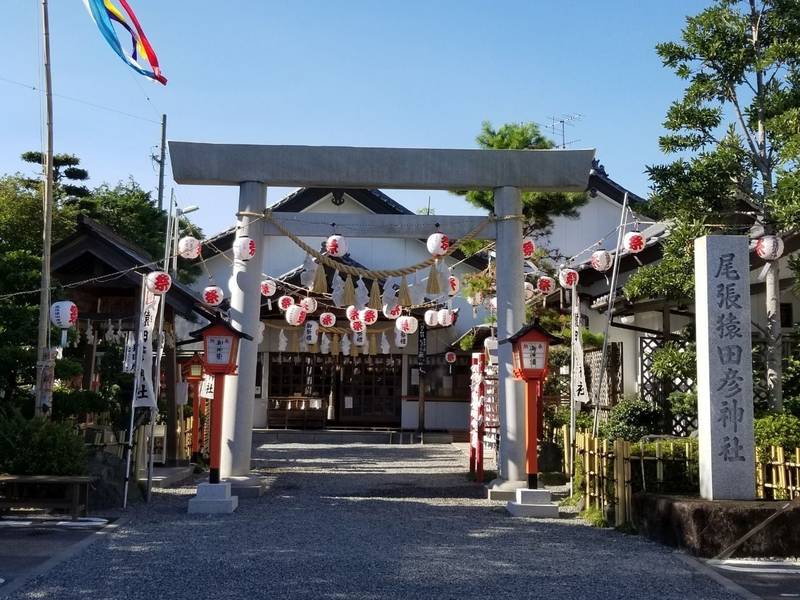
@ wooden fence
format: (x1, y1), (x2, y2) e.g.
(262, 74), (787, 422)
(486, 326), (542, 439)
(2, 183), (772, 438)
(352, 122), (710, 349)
(564, 427), (800, 527)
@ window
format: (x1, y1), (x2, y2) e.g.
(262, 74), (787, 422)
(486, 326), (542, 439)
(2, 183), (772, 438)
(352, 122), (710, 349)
(780, 303), (793, 329)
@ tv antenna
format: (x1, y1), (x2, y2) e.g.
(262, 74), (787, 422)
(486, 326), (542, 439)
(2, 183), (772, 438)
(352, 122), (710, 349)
(546, 113), (584, 148)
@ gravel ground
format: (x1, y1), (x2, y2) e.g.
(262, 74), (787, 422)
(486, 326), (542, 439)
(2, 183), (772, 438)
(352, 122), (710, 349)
(3, 443), (735, 600)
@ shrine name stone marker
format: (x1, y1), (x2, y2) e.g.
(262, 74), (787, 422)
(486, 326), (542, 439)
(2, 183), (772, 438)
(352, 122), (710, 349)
(695, 235), (755, 500)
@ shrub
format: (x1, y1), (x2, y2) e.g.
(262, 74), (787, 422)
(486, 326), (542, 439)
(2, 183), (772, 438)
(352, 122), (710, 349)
(650, 342), (696, 381)
(754, 412), (800, 452)
(51, 388), (109, 421)
(0, 410), (86, 475)
(599, 396), (662, 441)
(668, 389), (697, 421)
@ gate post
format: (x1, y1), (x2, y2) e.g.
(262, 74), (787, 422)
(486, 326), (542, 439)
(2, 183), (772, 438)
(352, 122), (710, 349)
(222, 181), (266, 478)
(492, 186), (527, 491)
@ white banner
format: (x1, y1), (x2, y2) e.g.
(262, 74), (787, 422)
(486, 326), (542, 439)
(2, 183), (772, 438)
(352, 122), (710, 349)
(122, 331), (136, 373)
(571, 292), (590, 404)
(199, 374), (215, 400)
(132, 290), (160, 410)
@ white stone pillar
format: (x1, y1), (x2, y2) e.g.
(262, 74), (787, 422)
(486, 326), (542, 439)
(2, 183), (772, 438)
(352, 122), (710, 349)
(695, 235), (755, 500)
(221, 181), (266, 478)
(494, 186), (526, 485)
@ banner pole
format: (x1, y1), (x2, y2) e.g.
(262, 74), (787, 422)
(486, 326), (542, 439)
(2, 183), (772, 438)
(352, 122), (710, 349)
(123, 275), (146, 508)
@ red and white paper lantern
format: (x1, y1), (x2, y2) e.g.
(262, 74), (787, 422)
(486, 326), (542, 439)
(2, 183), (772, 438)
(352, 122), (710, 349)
(359, 307), (378, 326)
(350, 319), (365, 333)
(489, 296), (498, 311)
(559, 268), (579, 289)
(382, 303), (402, 320)
(755, 235), (784, 261)
(524, 281), (535, 300)
(277, 295), (295, 311)
(396, 315), (419, 334)
(202, 285), (224, 306)
(445, 351), (457, 364)
(177, 236), (201, 259)
(424, 309), (439, 327)
(426, 232), (449, 256)
(233, 236), (257, 261)
(260, 279), (277, 297)
(590, 250), (613, 272)
(299, 297), (318, 314)
(537, 276), (556, 294)
(522, 237), (536, 259)
(319, 312), (337, 328)
(325, 235), (349, 257)
(285, 305), (307, 326)
(437, 308), (454, 327)
(346, 305), (360, 322)
(50, 301), (78, 329)
(448, 275), (460, 296)
(146, 271), (172, 295)
(623, 231), (646, 254)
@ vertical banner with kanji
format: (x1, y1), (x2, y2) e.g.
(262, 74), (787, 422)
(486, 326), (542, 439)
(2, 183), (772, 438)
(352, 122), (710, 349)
(132, 288), (161, 410)
(571, 291), (590, 404)
(695, 235), (755, 500)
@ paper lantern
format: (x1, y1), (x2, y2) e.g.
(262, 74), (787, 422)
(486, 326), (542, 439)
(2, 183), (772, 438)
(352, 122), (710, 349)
(346, 305), (360, 321)
(299, 297), (318, 314)
(277, 295), (295, 311)
(489, 297), (498, 310)
(524, 281), (535, 301)
(755, 235), (784, 261)
(424, 309), (439, 327)
(522, 237), (536, 259)
(437, 309), (454, 327)
(319, 312), (337, 328)
(233, 236), (257, 261)
(50, 301), (78, 329)
(325, 234), (349, 257)
(395, 329), (408, 348)
(353, 331), (366, 346)
(202, 285), (224, 306)
(623, 231), (646, 254)
(559, 269), (579, 289)
(382, 303), (402, 320)
(359, 308), (378, 326)
(177, 236), (201, 259)
(304, 320), (319, 345)
(448, 275), (460, 296)
(350, 319), (365, 333)
(260, 279), (277, 297)
(537, 276), (556, 294)
(285, 305), (307, 326)
(591, 250), (613, 272)
(396, 315), (418, 334)
(445, 351), (457, 364)
(146, 271), (172, 295)
(426, 232), (449, 256)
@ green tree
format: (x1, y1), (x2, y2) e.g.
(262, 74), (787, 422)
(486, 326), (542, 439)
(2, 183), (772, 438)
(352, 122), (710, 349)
(21, 151), (90, 199)
(454, 121), (587, 233)
(631, 0), (800, 411)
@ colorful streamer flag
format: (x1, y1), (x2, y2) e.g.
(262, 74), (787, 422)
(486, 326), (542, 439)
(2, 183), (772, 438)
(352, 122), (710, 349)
(83, 0), (167, 85)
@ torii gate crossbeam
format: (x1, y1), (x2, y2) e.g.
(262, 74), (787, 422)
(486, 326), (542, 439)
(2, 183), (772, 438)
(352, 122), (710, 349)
(170, 141), (595, 494)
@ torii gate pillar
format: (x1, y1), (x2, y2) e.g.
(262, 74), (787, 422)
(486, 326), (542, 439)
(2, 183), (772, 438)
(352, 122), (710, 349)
(222, 181), (266, 478)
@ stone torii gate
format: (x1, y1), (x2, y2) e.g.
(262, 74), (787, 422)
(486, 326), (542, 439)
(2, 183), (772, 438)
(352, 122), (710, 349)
(169, 142), (594, 493)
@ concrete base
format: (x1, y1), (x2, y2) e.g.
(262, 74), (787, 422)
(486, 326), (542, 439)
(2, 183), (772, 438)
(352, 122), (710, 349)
(187, 483), (238, 514)
(226, 476), (267, 499)
(150, 465), (195, 488)
(486, 477), (527, 501)
(506, 488), (559, 519)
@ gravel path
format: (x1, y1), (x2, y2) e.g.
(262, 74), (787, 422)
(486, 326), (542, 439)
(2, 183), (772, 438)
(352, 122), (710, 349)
(4, 443), (735, 599)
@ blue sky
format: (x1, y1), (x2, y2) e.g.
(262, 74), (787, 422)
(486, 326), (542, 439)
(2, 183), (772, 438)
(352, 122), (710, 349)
(2, 1), (708, 235)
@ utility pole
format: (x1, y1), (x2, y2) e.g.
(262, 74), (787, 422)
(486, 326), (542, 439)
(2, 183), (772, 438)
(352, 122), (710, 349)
(156, 114), (167, 212)
(34, 0), (56, 417)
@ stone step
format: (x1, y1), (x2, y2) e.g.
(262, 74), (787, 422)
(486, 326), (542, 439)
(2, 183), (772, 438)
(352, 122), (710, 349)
(506, 501), (560, 519)
(516, 488), (552, 504)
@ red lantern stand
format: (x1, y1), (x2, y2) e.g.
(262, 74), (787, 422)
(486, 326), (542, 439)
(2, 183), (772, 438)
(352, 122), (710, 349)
(184, 353), (205, 463)
(507, 324), (555, 489)
(469, 352), (487, 482)
(198, 323), (244, 484)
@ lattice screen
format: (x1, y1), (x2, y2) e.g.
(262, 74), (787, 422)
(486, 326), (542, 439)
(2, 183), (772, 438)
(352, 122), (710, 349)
(639, 336), (695, 436)
(584, 342), (623, 413)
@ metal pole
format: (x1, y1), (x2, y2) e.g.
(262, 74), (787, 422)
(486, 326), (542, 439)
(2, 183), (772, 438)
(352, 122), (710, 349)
(34, 0), (56, 417)
(591, 192), (630, 435)
(122, 277), (146, 509)
(157, 114), (167, 212)
(569, 288), (577, 496)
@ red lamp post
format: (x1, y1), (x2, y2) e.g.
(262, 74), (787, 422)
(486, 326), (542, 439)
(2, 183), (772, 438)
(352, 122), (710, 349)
(184, 353), (205, 463)
(507, 323), (558, 489)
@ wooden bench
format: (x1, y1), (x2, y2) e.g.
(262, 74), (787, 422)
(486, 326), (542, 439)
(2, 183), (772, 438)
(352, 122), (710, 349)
(0, 475), (93, 520)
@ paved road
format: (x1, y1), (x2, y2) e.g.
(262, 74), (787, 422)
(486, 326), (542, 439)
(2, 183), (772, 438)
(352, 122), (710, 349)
(707, 559), (800, 599)
(3, 443), (737, 599)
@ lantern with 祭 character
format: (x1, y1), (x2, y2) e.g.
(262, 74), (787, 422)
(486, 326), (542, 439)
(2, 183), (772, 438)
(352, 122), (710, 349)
(448, 275), (460, 296)
(319, 312), (337, 328)
(382, 303), (402, 320)
(591, 250), (613, 272)
(623, 231), (646, 254)
(346, 305), (360, 321)
(359, 307), (378, 326)
(233, 236), (257, 261)
(350, 319), (365, 333)
(426, 232), (449, 256)
(537, 276), (555, 294)
(50, 301), (78, 347)
(277, 295), (295, 311)
(396, 315), (418, 334)
(299, 297), (318, 314)
(146, 271), (172, 295)
(202, 285), (224, 306)
(178, 236), (202, 259)
(325, 234), (348, 257)
(558, 268), (579, 289)
(522, 237), (536, 259)
(755, 235), (784, 261)
(285, 305), (307, 326)
(445, 350), (457, 374)
(260, 279), (277, 298)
